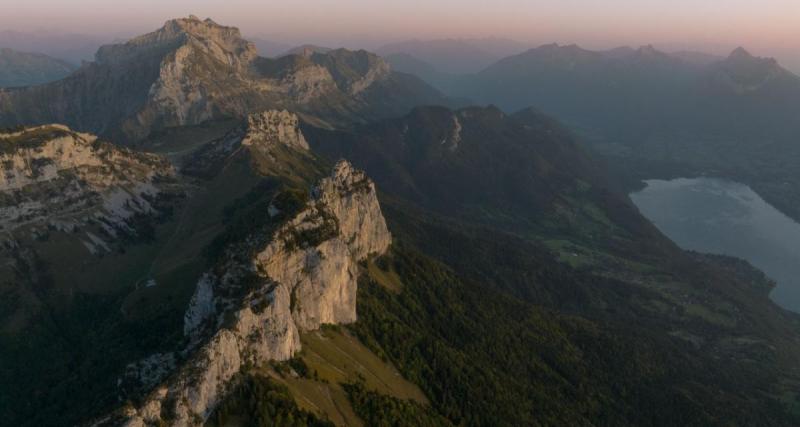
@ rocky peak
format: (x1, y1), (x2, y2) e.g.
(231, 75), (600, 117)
(111, 161), (390, 426)
(96, 15), (256, 67)
(242, 110), (309, 152)
(713, 47), (788, 93)
(181, 110), (310, 178)
(0, 17), (444, 143)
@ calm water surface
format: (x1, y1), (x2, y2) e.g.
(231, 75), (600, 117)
(630, 177), (800, 313)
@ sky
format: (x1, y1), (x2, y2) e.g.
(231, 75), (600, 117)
(1, 0), (798, 71)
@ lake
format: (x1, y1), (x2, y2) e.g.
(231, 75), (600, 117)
(630, 177), (800, 313)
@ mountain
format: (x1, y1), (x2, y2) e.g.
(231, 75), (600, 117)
(0, 123), (178, 334)
(0, 48), (75, 87)
(0, 16), (450, 142)
(3, 109), (800, 425)
(111, 159), (391, 426)
(704, 47), (800, 95)
(464, 43), (699, 114)
(301, 105), (800, 425)
(441, 44), (800, 221)
(305, 105), (606, 229)
(377, 38), (529, 74)
(3, 17), (800, 427)
(0, 109), (444, 426)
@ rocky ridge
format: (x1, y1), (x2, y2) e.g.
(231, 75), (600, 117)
(241, 109), (309, 152)
(180, 109), (311, 178)
(110, 160), (391, 426)
(0, 124), (174, 250)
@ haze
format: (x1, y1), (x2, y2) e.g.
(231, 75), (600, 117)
(1, 0), (799, 71)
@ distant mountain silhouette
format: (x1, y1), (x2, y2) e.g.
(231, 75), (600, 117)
(0, 48), (75, 87)
(427, 43), (800, 220)
(0, 30), (107, 64)
(377, 38), (529, 73)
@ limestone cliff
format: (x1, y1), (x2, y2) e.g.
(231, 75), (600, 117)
(109, 160), (390, 426)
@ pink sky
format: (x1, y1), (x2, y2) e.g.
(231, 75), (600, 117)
(2, 0), (799, 71)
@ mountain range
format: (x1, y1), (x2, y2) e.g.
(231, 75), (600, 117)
(377, 37), (530, 74)
(0, 16), (450, 143)
(1, 15), (800, 427)
(390, 43), (800, 222)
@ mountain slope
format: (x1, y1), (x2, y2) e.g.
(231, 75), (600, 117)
(3, 105), (800, 426)
(302, 105), (800, 425)
(304, 105), (638, 239)
(0, 48), (75, 87)
(1, 111), (426, 427)
(0, 16), (450, 142)
(441, 44), (800, 221)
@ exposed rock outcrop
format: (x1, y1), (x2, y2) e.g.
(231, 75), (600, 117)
(241, 110), (309, 152)
(181, 109), (311, 178)
(0, 16), (445, 142)
(113, 160), (390, 426)
(0, 124), (174, 242)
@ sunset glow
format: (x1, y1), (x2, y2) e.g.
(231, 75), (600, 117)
(2, 0), (798, 70)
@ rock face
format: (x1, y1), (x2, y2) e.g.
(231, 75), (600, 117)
(181, 109), (311, 178)
(113, 160), (390, 426)
(0, 16), (446, 142)
(241, 110), (309, 151)
(0, 124), (174, 243)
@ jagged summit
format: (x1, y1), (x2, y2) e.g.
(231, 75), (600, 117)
(0, 17), (448, 142)
(95, 15), (256, 69)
